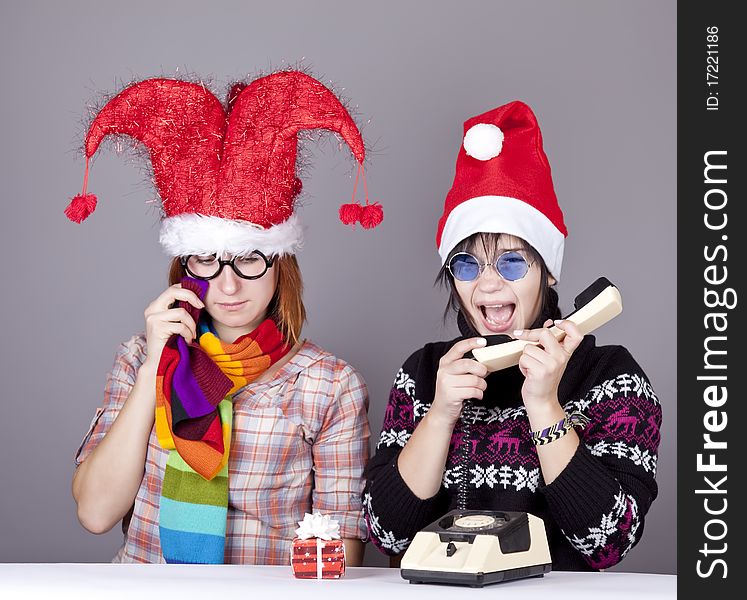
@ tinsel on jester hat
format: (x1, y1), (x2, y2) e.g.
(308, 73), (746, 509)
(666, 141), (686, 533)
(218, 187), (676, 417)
(65, 70), (382, 257)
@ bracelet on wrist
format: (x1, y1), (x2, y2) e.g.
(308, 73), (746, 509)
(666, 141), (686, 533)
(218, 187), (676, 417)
(530, 411), (590, 446)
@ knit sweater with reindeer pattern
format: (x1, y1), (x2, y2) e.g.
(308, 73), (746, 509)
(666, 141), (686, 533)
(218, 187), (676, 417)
(362, 334), (661, 571)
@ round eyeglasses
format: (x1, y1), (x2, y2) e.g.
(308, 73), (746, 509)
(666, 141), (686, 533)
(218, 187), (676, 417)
(181, 251), (274, 281)
(447, 251), (531, 282)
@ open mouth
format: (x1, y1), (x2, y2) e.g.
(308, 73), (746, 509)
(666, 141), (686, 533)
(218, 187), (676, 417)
(478, 303), (515, 333)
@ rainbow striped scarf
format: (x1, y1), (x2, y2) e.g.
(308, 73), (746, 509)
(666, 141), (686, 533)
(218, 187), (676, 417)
(155, 278), (290, 563)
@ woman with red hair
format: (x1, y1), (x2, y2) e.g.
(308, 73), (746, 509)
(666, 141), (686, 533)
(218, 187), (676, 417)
(69, 70), (381, 565)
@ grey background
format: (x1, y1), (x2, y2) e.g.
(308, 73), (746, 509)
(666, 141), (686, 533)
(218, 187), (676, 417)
(0, 0), (676, 574)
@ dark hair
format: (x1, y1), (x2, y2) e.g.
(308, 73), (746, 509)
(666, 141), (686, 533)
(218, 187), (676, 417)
(435, 232), (561, 331)
(169, 254), (307, 345)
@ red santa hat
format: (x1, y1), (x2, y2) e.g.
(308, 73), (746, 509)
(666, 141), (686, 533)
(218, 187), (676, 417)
(436, 100), (567, 280)
(65, 70), (382, 256)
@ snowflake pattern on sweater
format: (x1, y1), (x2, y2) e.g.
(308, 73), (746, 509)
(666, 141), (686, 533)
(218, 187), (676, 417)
(362, 336), (662, 571)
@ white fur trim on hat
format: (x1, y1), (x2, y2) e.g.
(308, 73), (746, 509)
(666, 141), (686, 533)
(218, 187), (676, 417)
(159, 213), (304, 257)
(463, 124), (504, 161)
(438, 196), (565, 281)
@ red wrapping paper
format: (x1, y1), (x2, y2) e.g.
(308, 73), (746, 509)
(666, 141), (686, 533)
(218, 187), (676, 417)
(291, 537), (345, 579)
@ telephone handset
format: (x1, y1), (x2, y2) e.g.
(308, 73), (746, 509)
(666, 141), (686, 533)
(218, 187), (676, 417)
(470, 277), (623, 373)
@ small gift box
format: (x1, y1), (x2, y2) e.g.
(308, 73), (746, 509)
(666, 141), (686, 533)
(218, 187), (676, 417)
(290, 512), (346, 579)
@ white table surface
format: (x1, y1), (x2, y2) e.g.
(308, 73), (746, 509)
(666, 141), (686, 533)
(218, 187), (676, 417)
(0, 564), (675, 599)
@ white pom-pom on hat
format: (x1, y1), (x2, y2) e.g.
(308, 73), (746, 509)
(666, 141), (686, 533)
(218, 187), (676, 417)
(463, 123), (504, 161)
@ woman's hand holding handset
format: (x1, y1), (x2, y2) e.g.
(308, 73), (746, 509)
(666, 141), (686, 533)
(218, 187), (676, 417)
(513, 319), (584, 413)
(429, 337), (489, 429)
(423, 320), (584, 433)
(428, 321), (583, 427)
(399, 322), (584, 497)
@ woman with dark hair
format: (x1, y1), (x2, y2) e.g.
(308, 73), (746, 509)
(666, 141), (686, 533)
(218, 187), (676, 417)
(69, 70), (380, 565)
(363, 101), (662, 571)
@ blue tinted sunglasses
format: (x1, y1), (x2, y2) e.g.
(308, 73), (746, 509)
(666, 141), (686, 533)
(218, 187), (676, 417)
(447, 251), (531, 282)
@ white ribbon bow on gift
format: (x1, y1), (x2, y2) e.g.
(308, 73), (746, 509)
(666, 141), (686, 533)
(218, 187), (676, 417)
(294, 513), (343, 579)
(294, 512), (341, 541)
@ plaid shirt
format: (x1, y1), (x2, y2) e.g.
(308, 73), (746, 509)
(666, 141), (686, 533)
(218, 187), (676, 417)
(75, 334), (370, 564)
